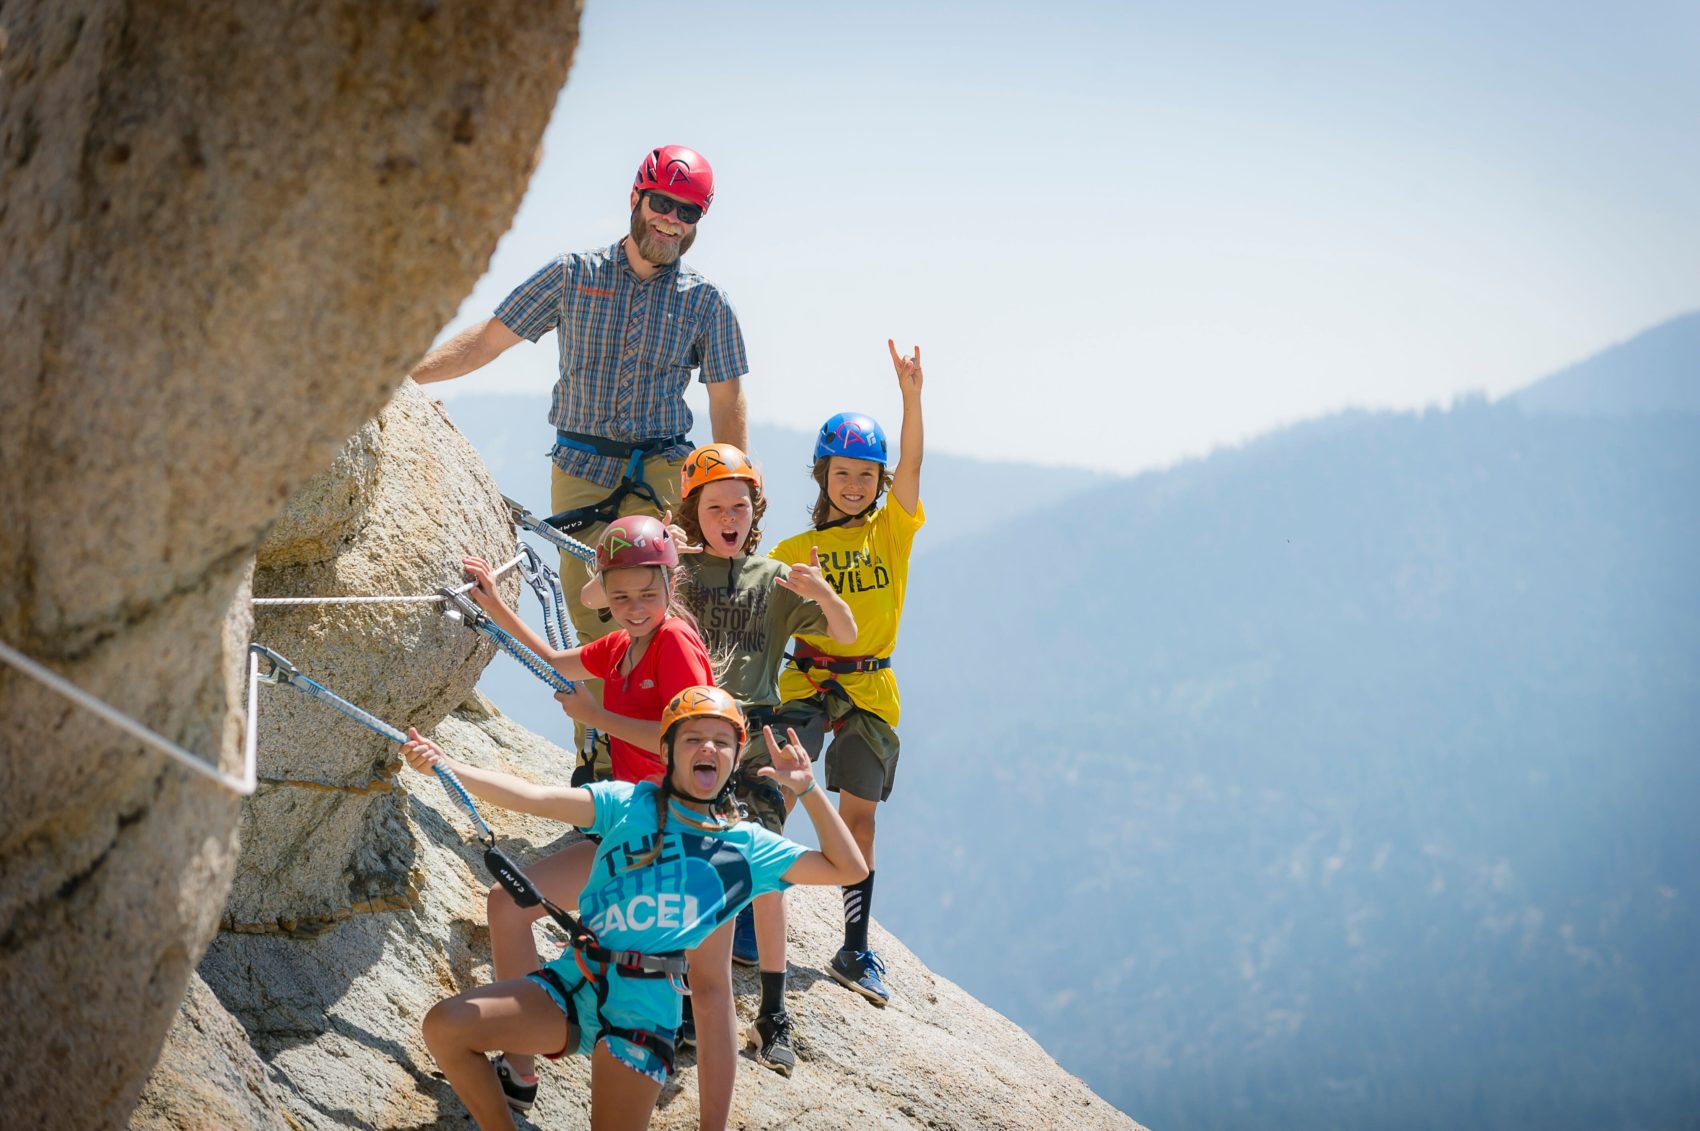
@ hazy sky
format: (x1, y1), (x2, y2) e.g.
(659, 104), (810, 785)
(432, 0), (1700, 473)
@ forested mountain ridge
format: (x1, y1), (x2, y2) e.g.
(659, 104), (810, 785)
(887, 381), (1699, 1128)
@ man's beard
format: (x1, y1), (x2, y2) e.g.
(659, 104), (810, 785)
(630, 207), (697, 266)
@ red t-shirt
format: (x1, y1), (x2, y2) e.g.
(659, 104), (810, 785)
(578, 617), (714, 783)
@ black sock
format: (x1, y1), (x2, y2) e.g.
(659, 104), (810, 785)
(842, 870), (875, 952)
(760, 970), (787, 1016)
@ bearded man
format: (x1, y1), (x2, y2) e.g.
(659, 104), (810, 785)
(412, 144), (748, 778)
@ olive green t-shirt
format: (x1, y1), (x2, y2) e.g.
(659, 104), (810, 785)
(677, 555), (828, 711)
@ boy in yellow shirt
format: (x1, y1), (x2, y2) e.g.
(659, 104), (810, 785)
(766, 340), (924, 1006)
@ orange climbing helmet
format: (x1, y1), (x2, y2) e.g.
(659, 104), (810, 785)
(596, 515), (679, 573)
(680, 443), (762, 500)
(660, 685), (747, 746)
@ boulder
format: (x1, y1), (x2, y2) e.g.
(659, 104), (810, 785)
(231, 380), (517, 930)
(130, 971), (294, 1131)
(0, 2), (578, 1126)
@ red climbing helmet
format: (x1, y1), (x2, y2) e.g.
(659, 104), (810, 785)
(596, 515), (680, 573)
(633, 145), (715, 213)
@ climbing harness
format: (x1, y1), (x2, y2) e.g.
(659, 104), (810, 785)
(541, 437), (684, 535)
(0, 638), (259, 797)
(785, 639), (892, 676)
(504, 494), (598, 567)
(530, 965), (678, 1076)
(248, 643), (687, 983)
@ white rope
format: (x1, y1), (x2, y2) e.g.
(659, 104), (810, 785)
(0, 638), (258, 797)
(252, 552), (525, 608)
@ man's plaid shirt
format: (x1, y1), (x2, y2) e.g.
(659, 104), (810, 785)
(495, 240), (748, 489)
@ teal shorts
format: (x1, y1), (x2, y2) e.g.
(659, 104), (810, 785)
(527, 962), (674, 1085)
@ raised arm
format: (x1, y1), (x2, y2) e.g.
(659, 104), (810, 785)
(705, 376), (748, 452)
(462, 557), (593, 680)
(776, 548), (858, 645)
(761, 727), (868, 886)
(400, 728), (596, 826)
(410, 317), (522, 385)
(887, 339), (924, 514)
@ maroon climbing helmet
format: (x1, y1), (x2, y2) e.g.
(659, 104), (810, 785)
(596, 515), (680, 573)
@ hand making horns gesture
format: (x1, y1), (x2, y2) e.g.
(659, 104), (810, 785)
(756, 725), (820, 797)
(889, 338), (923, 395)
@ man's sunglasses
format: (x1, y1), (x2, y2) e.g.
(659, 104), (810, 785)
(642, 192), (703, 225)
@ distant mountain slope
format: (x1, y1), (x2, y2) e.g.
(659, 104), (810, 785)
(437, 393), (1107, 554)
(884, 399), (1700, 1130)
(1509, 310), (1700, 416)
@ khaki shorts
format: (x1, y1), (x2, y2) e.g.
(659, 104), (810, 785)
(550, 456), (685, 781)
(770, 690), (900, 803)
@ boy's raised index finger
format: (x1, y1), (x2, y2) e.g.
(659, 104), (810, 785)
(888, 337), (900, 364)
(762, 724), (780, 755)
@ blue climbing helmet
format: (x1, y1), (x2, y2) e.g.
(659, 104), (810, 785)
(814, 412), (889, 465)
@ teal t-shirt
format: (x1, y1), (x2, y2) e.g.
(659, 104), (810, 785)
(567, 780), (807, 1031)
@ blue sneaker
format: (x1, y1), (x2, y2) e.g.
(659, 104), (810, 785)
(828, 947), (890, 1007)
(732, 905), (759, 967)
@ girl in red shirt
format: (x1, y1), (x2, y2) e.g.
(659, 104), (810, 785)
(460, 514), (718, 1108)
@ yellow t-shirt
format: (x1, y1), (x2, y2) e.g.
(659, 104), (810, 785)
(769, 496), (925, 727)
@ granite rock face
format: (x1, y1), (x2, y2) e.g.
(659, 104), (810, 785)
(231, 381), (518, 931)
(130, 971), (295, 1131)
(0, 2), (578, 1126)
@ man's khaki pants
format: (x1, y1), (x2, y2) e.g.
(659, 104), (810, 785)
(550, 455), (685, 781)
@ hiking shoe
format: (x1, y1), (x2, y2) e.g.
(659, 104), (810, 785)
(745, 1010), (797, 1077)
(828, 947), (890, 1007)
(732, 904), (759, 967)
(492, 1055), (538, 1113)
